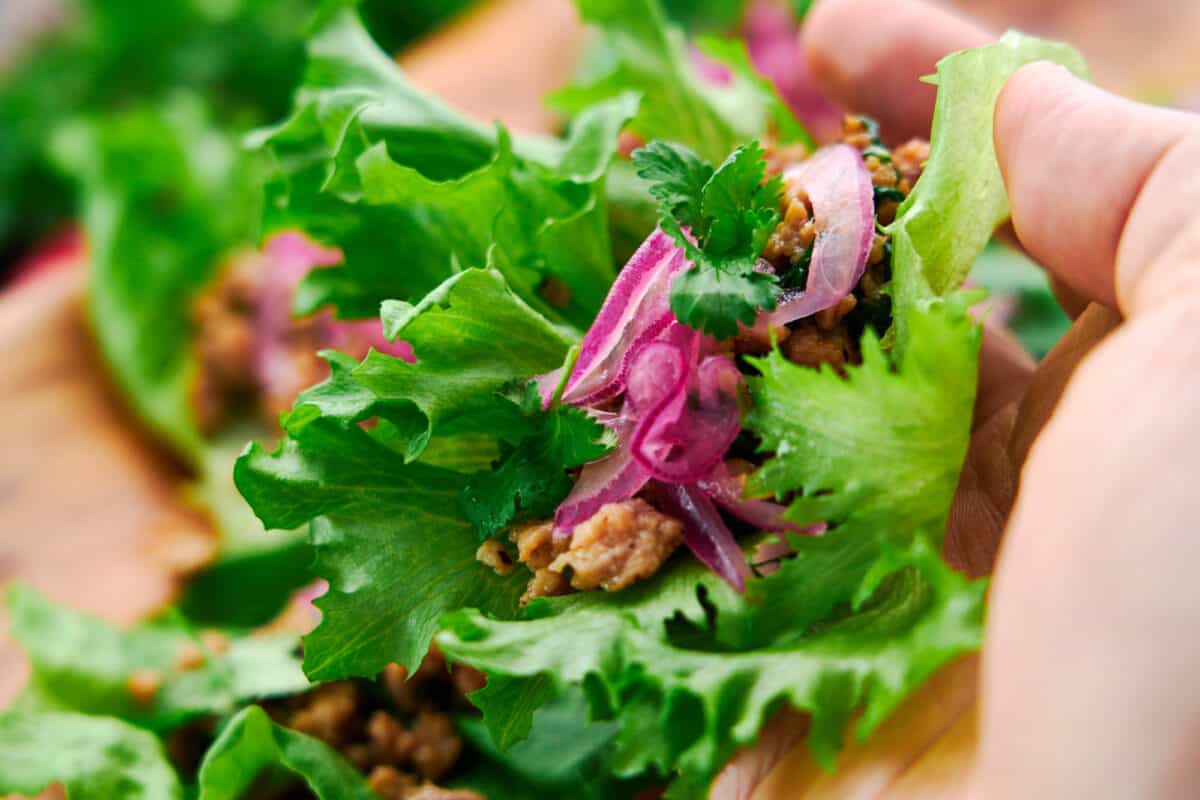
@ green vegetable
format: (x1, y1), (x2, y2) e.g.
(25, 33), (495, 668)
(462, 386), (614, 540)
(440, 535), (982, 797)
(886, 31), (1087, 347)
(359, 269), (576, 460)
(235, 408), (529, 679)
(634, 140), (782, 338)
(694, 35), (815, 150)
(745, 297), (980, 538)
(52, 99), (257, 464)
(232, 9), (1086, 795)
(0, 710), (182, 800)
(7, 584), (308, 731)
(454, 687), (648, 799)
(250, 7), (635, 329)
(551, 0), (774, 165)
(0, 0), (307, 259)
(0, 0), (480, 260)
(197, 706), (376, 800)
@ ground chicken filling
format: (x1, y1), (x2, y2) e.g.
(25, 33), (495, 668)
(189, 253), (379, 434)
(507, 499), (685, 603)
(477, 116), (929, 602)
(155, 644), (486, 800)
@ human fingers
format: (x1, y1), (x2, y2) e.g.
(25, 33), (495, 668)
(975, 76), (1200, 797)
(994, 62), (1200, 311)
(805, 0), (991, 143)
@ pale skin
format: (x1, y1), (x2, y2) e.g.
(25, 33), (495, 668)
(715, 0), (1200, 796)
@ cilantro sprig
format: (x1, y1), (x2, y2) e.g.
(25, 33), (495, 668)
(462, 384), (614, 540)
(633, 140), (783, 339)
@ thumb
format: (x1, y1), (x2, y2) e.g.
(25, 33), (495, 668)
(975, 68), (1200, 798)
(994, 61), (1200, 314)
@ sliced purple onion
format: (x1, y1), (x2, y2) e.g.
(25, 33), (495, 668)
(623, 339), (689, 417)
(630, 345), (743, 484)
(766, 144), (874, 327)
(697, 461), (824, 536)
(553, 229), (687, 407)
(744, 0), (843, 142)
(553, 420), (651, 540)
(260, 231), (416, 364)
(655, 481), (753, 592)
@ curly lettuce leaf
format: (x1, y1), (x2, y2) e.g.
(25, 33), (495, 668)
(196, 705), (376, 800)
(50, 99), (259, 464)
(251, 7), (634, 328)
(235, 411), (528, 680)
(354, 268), (575, 460)
(0, 710), (181, 800)
(455, 687), (648, 799)
(744, 297), (980, 534)
(694, 35), (815, 150)
(439, 536), (983, 797)
(6, 584), (308, 731)
(887, 31), (1086, 336)
(0, 0), (311, 259)
(551, 0), (774, 164)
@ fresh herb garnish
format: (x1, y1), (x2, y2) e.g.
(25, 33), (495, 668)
(634, 140), (783, 338)
(462, 385), (614, 540)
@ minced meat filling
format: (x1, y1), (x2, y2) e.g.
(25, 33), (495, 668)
(753, 115), (929, 370)
(499, 499), (685, 603)
(189, 253), (380, 434)
(475, 117), (930, 601)
(261, 647), (485, 800)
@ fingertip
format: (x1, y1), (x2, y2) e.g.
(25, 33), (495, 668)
(993, 62), (1194, 311)
(802, 0), (858, 89)
(803, 0), (991, 142)
(993, 61), (1082, 171)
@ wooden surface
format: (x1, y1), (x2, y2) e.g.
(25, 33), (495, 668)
(0, 265), (213, 705)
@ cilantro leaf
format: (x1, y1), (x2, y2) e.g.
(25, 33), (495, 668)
(197, 705), (376, 800)
(636, 140), (782, 338)
(631, 141), (713, 229)
(666, 256), (778, 338)
(6, 584), (309, 731)
(0, 710), (181, 800)
(462, 394), (613, 539)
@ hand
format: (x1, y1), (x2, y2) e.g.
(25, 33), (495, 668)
(714, 0), (1200, 796)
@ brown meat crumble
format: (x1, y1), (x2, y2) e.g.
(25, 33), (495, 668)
(753, 115), (929, 371)
(189, 252), (379, 434)
(495, 499), (684, 603)
(265, 647), (486, 800)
